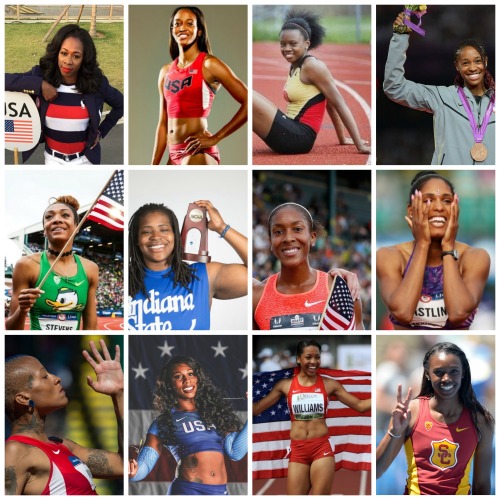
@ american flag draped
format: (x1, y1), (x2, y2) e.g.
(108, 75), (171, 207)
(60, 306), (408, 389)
(253, 367), (371, 479)
(129, 335), (248, 495)
(319, 275), (355, 330)
(5, 119), (33, 143)
(87, 170), (124, 230)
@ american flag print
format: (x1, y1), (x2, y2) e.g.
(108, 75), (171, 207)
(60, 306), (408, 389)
(253, 367), (371, 480)
(87, 171), (124, 230)
(5, 119), (33, 143)
(319, 276), (355, 330)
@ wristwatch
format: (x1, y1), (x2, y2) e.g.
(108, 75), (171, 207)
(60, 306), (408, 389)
(441, 249), (459, 261)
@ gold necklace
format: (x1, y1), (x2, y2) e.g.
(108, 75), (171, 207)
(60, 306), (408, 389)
(177, 52), (200, 69)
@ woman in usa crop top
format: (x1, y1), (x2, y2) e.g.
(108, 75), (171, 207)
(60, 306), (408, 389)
(151, 6), (247, 165)
(253, 340), (371, 495)
(252, 9), (370, 156)
(253, 202), (364, 330)
(376, 171), (490, 330)
(129, 356), (248, 495)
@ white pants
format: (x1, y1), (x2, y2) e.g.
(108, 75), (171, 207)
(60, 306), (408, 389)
(44, 150), (92, 165)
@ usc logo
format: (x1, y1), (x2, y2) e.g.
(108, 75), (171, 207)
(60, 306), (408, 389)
(429, 439), (459, 470)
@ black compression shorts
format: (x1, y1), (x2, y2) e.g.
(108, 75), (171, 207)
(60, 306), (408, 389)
(263, 109), (317, 154)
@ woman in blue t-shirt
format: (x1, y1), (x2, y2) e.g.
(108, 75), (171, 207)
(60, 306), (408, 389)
(128, 200), (247, 330)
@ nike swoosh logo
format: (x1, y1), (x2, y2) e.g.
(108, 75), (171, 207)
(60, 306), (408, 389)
(456, 427), (470, 432)
(176, 417), (187, 422)
(292, 390), (300, 393)
(305, 300), (325, 308)
(74, 281), (85, 287)
(52, 450), (61, 454)
(323, 452), (331, 456)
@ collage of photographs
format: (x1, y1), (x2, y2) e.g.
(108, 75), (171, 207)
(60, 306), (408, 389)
(2, 2), (496, 497)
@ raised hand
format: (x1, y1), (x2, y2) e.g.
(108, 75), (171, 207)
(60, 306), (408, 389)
(405, 190), (431, 245)
(441, 193), (459, 251)
(83, 340), (124, 396)
(194, 200), (226, 235)
(391, 384), (412, 436)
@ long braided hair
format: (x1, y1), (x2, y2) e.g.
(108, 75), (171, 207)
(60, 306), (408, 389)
(128, 203), (197, 298)
(454, 39), (495, 92)
(418, 342), (494, 440)
(153, 356), (241, 444)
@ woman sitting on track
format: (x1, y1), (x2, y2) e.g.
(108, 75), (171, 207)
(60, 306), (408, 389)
(6, 195), (99, 331)
(253, 9), (370, 156)
(253, 339), (371, 495)
(253, 202), (364, 330)
(152, 6), (247, 165)
(129, 355), (247, 495)
(376, 342), (494, 494)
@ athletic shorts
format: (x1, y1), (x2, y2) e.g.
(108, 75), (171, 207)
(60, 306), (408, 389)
(167, 478), (228, 495)
(289, 435), (335, 466)
(168, 142), (220, 165)
(264, 109), (317, 154)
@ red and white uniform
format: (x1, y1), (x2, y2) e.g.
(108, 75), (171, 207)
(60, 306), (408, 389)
(404, 397), (478, 495)
(164, 52), (215, 118)
(7, 435), (97, 495)
(287, 375), (328, 422)
(254, 271), (329, 330)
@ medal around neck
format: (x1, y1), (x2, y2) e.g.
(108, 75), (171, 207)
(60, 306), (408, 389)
(181, 203), (211, 263)
(393, 5), (427, 36)
(471, 143), (488, 162)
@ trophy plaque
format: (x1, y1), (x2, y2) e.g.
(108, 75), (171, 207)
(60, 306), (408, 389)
(181, 203), (211, 262)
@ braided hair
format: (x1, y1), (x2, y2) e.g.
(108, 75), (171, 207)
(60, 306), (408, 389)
(128, 203), (197, 298)
(280, 9), (326, 50)
(418, 342), (494, 440)
(454, 39), (495, 92)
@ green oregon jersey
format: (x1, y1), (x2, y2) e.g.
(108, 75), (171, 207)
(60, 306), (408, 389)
(30, 252), (89, 330)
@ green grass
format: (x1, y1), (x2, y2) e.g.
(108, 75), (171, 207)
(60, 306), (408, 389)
(253, 15), (371, 44)
(5, 22), (124, 92)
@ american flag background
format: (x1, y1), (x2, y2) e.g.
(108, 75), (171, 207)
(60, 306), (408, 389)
(5, 119), (33, 143)
(87, 170), (124, 230)
(319, 275), (355, 330)
(253, 367), (371, 479)
(128, 335), (248, 495)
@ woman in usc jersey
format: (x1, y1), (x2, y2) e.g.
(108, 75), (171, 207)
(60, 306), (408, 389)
(128, 355), (247, 495)
(376, 342), (494, 494)
(253, 339), (371, 495)
(5, 339), (124, 495)
(253, 202), (364, 330)
(5, 24), (123, 165)
(253, 9), (370, 156)
(376, 171), (490, 330)
(6, 195), (99, 331)
(151, 6), (247, 165)
(128, 200), (247, 330)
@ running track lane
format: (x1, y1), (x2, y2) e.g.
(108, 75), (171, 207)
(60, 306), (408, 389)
(253, 42), (371, 165)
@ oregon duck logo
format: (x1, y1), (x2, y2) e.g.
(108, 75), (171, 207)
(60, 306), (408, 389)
(429, 438), (459, 470)
(46, 287), (84, 312)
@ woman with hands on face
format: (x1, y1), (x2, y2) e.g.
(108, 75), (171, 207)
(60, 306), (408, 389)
(376, 342), (494, 494)
(128, 199), (247, 330)
(376, 171), (490, 329)
(152, 6), (247, 165)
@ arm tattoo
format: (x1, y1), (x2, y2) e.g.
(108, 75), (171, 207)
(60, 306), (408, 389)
(86, 449), (113, 476)
(5, 466), (18, 495)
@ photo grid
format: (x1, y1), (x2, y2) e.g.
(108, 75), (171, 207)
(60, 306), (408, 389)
(1, 2), (496, 497)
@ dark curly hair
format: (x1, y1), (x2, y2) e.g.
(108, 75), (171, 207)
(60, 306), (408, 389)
(281, 9), (326, 50)
(39, 24), (103, 93)
(128, 203), (198, 298)
(407, 171), (454, 204)
(169, 7), (212, 60)
(267, 202), (326, 239)
(418, 342), (494, 440)
(453, 39), (495, 92)
(153, 356), (242, 444)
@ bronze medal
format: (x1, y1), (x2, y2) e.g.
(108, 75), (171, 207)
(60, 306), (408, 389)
(470, 142), (488, 162)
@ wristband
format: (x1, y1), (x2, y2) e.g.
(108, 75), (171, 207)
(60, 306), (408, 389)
(219, 224), (231, 239)
(388, 430), (402, 438)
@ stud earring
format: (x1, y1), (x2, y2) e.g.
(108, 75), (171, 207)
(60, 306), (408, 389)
(28, 399), (35, 408)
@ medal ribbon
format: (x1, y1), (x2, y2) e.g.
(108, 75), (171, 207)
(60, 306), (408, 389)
(457, 87), (495, 144)
(403, 7), (426, 36)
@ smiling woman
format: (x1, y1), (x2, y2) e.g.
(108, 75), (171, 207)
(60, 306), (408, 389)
(6, 195), (99, 331)
(376, 171), (490, 330)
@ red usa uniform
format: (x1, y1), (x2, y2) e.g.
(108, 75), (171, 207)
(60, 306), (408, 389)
(404, 397), (478, 495)
(7, 435), (97, 495)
